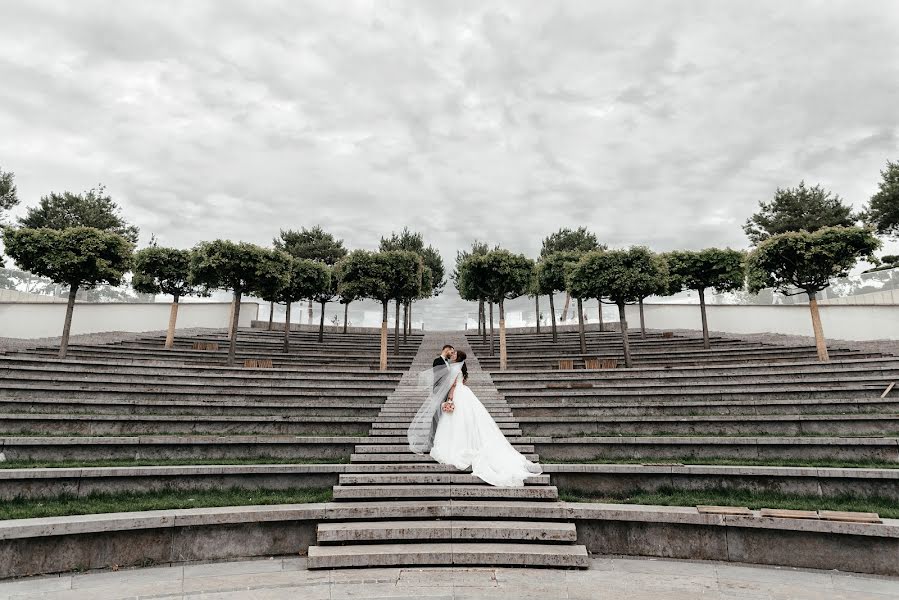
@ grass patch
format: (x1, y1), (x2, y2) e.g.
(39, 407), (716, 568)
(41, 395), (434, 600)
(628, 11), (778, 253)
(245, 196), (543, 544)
(546, 456), (899, 469)
(559, 486), (899, 519)
(0, 486), (333, 520)
(0, 457), (349, 469)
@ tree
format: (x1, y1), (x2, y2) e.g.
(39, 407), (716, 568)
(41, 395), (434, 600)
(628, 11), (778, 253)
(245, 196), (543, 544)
(534, 251), (580, 343)
(478, 249), (534, 370)
(747, 226), (880, 361)
(540, 227), (602, 322)
(311, 265), (337, 343)
(274, 226), (347, 325)
(744, 181), (857, 246)
(18, 186), (139, 244)
(665, 248), (744, 348)
(384, 251), (423, 358)
(189, 240), (290, 366)
(0, 165), (19, 223)
(863, 160), (899, 239)
(569, 247), (667, 368)
(452, 241), (492, 340)
(278, 257), (330, 352)
(2, 227), (133, 358)
(380, 227), (445, 338)
(132, 247), (204, 349)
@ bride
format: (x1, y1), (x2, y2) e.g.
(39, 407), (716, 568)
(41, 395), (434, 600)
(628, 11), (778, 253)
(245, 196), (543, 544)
(408, 350), (542, 487)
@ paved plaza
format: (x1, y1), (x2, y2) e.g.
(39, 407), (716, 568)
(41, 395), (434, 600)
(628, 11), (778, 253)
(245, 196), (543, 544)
(2, 557), (898, 600)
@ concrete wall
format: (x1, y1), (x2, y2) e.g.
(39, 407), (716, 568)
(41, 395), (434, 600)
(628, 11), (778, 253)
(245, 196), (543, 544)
(0, 302), (259, 339)
(0, 289), (65, 303)
(622, 303), (899, 341)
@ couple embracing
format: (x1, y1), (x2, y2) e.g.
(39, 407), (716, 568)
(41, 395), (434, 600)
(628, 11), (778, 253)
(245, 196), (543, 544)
(407, 344), (542, 487)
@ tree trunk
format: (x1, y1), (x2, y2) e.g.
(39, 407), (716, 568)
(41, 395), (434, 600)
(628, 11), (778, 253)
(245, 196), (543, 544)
(597, 299), (604, 332)
(318, 301), (326, 343)
(549, 293), (558, 342)
(394, 300), (400, 356)
(165, 296), (180, 349)
(499, 300), (508, 370)
(699, 287), (710, 350)
(58, 284), (79, 358)
(489, 301), (495, 356)
(343, 302), (349, 334)
(379, 301), (388, 371)
(267, 301), (274, 330)
(479, 299), (486, 342)
(560, 292), (571, 322)
(577, 297), (586, 354)
(228, 291), (242, 366)
(638, 298), (646, 339)
(535, 296), (541, 333)
(808, 291), (830, 361)
(283, 302), (292, 353)
(618, 302), (632, 368)
(227, 298), (236, 338)
(307, 299), (313, 325)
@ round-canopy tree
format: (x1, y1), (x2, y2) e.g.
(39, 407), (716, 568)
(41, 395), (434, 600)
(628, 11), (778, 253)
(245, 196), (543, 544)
(665, 248), (745, 349)
(452, 241), (491, 340)
(2, 227), (133, 358)
(744, 181), (857, 246)
(747, 226), (880, 361)
(277, 257), (330, 352)
(383, 250), (423, 359)
(18, 185), (139, 244)
(863, 160), (899, 239)
(540, 227), (601, 322)
(379, 227), (445, 338)
(132, 246), (205, 349)
(569, 247), (667, 368)
(274, 226), (347, 325)
(478, 249), (534, 370)
(534, 251), (580, 343)
(189, 240), (290, 366)
(311, 265), (338, 343)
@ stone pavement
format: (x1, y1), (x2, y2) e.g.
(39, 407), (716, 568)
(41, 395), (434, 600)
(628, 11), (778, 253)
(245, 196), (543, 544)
(2, 557), (898, 599)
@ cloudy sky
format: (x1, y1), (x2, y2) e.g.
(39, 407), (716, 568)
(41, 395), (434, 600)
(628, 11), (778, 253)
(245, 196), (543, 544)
(1, 0), (898, 325)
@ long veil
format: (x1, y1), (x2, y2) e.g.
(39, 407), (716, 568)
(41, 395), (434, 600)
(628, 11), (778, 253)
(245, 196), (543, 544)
(407, 361), (465, 454)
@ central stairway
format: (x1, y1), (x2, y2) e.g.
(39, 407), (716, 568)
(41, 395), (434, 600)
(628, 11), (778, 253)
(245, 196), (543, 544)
(307, 333), (588, 569)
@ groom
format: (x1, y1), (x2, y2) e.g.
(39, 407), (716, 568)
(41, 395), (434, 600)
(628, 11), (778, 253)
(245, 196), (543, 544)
(428, 344), (455, 436)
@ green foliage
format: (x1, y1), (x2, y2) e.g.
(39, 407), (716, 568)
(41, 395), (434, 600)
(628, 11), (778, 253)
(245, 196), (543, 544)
(569, 247), (668, 306)
(540, 227), (602, 257)
(666, 248), (745, 295)
(863, 160), (899, 238)
(132, 247), (200, 300)
(278, 257), (331, 304)
(335, 250), (388, 303)
(18, 186), (139, 244)
(2, 227), (133, 288)
(743, 181), (857, 245)
(477, 249), (534, 304)
(0, 165), (18, 220)
(310, 264), (337, 304)
(382, 250), (423, 303)
(452, 241), (493, 300)
(273, 226), (347, 265)
(379, 227), (445, 297)
(189, 240), (290, 298)
(535, 251), (581, 295)
(746, 227), (881, 296)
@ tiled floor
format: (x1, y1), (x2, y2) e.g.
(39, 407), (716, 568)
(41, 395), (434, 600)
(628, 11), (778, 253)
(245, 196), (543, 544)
(2, 557), (898, 599)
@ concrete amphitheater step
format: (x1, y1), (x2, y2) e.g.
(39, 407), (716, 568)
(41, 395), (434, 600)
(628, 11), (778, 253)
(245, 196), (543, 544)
(338, 473), (551, 485)
(306, 542), (589, 569)
(332, 484), (559, 501)
(316, 520), (577, 543)
(350, 454), (542, 463)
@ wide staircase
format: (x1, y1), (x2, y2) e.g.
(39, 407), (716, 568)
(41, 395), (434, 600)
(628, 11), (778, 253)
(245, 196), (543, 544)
(307, 332), (589, 569)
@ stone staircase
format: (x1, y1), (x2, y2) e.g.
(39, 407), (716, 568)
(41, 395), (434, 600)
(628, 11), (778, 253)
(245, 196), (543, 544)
(306, 333), (588, 569)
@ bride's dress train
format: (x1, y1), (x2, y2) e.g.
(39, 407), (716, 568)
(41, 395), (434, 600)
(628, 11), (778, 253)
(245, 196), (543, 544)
(429, 374), (542, 487)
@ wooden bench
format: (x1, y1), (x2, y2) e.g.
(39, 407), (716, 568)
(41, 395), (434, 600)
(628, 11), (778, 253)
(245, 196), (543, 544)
(192, 342), (219, 351)
(244, 358), (274, 369)
(558, 359), (575, 370)
(585, 357), (618, 369)
(661, 331), (674, 338)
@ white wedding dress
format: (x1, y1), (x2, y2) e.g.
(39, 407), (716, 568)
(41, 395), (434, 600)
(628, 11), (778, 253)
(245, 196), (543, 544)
(429, 372), (542, 487)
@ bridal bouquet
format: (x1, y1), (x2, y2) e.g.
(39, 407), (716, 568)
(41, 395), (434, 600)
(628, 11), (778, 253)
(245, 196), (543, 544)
(441, 400), (455, 413)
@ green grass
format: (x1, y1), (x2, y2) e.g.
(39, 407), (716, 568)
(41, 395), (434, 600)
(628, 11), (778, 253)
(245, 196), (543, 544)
(0, 457), (350, 469)
(559, 486), (899, 519)
(546, 456), (899, 469)
(0, 486), (333, 520)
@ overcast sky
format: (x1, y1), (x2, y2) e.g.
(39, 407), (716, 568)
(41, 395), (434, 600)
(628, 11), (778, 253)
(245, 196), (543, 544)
(2, 0), (898, 269)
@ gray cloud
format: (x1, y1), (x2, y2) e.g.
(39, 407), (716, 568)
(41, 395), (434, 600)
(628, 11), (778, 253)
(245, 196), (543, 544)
(1, 0), (898, 326)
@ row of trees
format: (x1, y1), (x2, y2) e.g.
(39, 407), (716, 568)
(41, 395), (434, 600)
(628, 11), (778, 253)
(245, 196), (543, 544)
(0, 170), (446, 368)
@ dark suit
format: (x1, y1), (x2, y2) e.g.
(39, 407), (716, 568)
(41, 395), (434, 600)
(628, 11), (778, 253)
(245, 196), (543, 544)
(428, 355), (450, 448)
